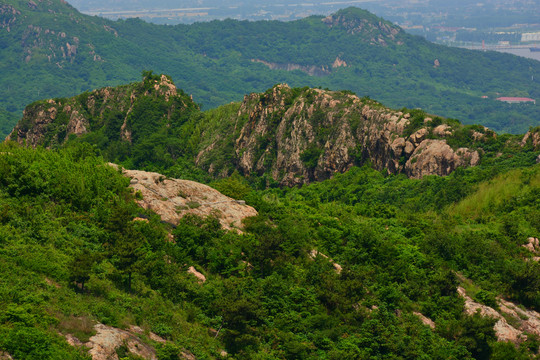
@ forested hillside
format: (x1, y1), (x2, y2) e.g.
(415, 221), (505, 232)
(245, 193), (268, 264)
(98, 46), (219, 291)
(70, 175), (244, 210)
(1, 0), (539, 137)
(0, 133), (539, 359)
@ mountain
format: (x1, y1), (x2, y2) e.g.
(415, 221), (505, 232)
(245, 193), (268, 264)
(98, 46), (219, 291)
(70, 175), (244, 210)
(195, 84), (486, 185)
(10, 73), (519, 186)
(1, 0), (539, 137)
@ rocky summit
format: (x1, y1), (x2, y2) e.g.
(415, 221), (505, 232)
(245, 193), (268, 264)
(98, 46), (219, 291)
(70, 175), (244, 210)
(7, 75), (513, 186)
(7, 73), (196, 148)
(196, 84), (488, 185)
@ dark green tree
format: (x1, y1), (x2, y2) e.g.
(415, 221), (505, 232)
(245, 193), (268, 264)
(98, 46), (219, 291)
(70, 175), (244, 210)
(111, 227), (147, 292)
(68, 249), (98, 291)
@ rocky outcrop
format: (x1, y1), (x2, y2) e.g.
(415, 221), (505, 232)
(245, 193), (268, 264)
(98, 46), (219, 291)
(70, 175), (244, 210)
(522, 129), (540, 150)
(121, 168), (257, 230)
(309, 250), (342, 274)
(405, 140), (480, 178)
(0, 4), (20, 32)
(523, 237), (540, 253)
(458, 286), (540, 344)
(0, 352), (13, 360)
(251, 59), (331, 77)
(10, 77), (483, 186)
(433, 124), (453, 137)
(65, 322), (198, 360)
(86, 324), (158, 360)
(332, 57), (348, 68)
(6, 74), (195, 147)
(252, 57), (348, 77)
(523, 237), (540, 262)
(187, 266), (207, 283)
(413, 312), (436, 329)
(196, 84), (481, 185)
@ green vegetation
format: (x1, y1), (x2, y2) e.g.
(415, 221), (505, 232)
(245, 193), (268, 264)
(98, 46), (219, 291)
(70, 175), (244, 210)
(0, 0), (539, 139)
(14, 75), (538, 189)
(0, 108), (17, 140)
(0, 111), (539, 358)
(0, 4), (539, 356)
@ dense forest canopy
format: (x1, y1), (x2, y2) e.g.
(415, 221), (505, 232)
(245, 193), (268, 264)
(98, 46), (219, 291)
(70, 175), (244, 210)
(1, 0), (540, 358)
(0, 137), (539, 359)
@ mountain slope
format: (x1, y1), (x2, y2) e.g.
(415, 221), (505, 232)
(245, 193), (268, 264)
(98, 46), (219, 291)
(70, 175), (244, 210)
(10, 75), (514, 185)
(0, 141), (539, 359)
(194, 84), (485, 185)
(0, 1), (539, 137)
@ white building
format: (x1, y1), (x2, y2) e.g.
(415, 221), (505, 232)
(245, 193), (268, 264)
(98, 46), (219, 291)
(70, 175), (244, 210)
(522, 32), (540, 42)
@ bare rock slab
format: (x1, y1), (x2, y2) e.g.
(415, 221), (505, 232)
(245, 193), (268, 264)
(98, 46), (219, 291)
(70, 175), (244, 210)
(122, 168), (258, 230)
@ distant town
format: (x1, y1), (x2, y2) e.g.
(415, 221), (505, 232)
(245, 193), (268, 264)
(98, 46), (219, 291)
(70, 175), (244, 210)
(70, 0), (540, 60)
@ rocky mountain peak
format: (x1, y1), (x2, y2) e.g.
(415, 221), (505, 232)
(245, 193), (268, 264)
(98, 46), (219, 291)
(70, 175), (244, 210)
(197, 85), (484, 185)
(7, 77), (488, 186)
(322, 7), (403, 45)
(6, 73), (197, 147)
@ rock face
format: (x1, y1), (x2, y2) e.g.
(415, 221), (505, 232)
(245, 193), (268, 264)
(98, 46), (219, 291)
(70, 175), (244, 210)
(65, 322), (199, 360)
(252, 59), (331, 77)
(196, 84), (482, 186)
(251, 56), (348, 77)
(121, 168), (257, 230)
(458, 286), (540, 344)
(405, 140), (480, 178)
(413, 312), (436, 329)
(9, 77), (485, 187)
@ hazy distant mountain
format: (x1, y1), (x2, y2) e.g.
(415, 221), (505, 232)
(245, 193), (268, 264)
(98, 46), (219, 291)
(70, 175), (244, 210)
(1, 0), (539, 138)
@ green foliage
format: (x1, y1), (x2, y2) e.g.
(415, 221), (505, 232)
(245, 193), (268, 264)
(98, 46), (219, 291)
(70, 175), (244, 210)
(69, 249), (99, 291)
(0, 102), (539, 358)
(210, 171), (252, 200)
(1, 0), (540, 140)
(300, 146), (323, 170)
(0, 143), (223, 358)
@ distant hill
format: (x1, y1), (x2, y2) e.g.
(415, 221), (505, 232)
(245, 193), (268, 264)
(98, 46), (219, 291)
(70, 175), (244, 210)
(0, 1), (539, 137)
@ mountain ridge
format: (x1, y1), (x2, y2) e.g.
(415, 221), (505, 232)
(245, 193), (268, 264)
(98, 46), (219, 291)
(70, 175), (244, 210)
(9, 74), (536, 187)
(0, 0), (539, 136)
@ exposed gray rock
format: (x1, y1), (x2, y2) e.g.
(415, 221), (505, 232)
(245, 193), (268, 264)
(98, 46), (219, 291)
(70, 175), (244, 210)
(458, 286), (540, 344)
(413, 312), (435, 329)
